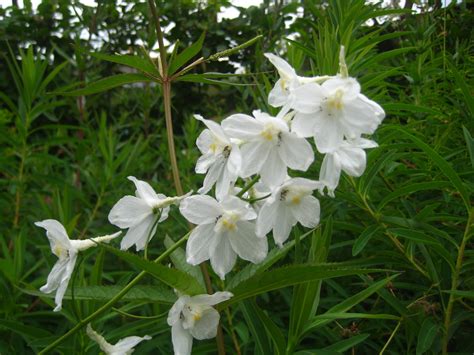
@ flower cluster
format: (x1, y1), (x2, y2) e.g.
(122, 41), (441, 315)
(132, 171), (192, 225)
(34, 46), (384, 355)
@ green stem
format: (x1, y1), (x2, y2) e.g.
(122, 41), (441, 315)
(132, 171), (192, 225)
(38, 232), (190, 354)
(236, 175), (260, 198)
(442, 207), (474, 354)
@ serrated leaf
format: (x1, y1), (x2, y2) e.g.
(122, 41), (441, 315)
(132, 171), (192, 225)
(56, 73), (153, 96)
(101, 244), (206, 296)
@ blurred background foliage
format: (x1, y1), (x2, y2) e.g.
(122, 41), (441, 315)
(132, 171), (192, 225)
(0, 0), (473, 354)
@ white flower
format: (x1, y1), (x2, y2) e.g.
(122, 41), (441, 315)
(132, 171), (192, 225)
(179, 195), (267, 279)
(194, 114), (242, 200)
(167, 291), (233, 355)
(35, 219), (120, 312)
(256, 178), (321, 246)
(319, 138), (378, 197)
(264, 53), (329, 111)
(222, 110), (314, 187)
(108, 176), (190, 251)
(291, 76), (385, 153)
(86, 324), (151, 355)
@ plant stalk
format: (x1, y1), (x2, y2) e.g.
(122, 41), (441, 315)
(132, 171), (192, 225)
(442, 207), (474, 354)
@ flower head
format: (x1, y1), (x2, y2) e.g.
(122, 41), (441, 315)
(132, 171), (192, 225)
(180, 195), (267, 279)
(194, 114), (242, 199)
(319, 138), (378, 197)
(87, 324), (151, 355)
(256, 178), (321, 246)
(167, 291), (233, 355)
(291, 76), (384, 153)
(35, 219), (120, 311)
(108, 176), (190, 251)
(222, 110), (314, 187)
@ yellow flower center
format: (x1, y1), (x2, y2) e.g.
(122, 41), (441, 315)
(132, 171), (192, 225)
(260, 123), (280, 141)
(326, 89), (344, 111)
(53, 245), (67, 258)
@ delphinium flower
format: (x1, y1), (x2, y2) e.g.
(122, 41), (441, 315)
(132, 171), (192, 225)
(108, 176), (190, 251)
(222, 110), (314, 187)
(287, 47), (385, 153)
(167, 291), (233, 355)
(194, 114), (242, 199)
(86, 324), (151, 355)
(179, 195), (267, 279)
(35, 219), (121, 311)
(256, 177), (322, 246)
(319, 138), (378, 197)
(264, 53), (330, 113)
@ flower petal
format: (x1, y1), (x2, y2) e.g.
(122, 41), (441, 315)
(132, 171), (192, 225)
(273, 204), (296, 247)
(314, 116), (344, 154)
(195, 152), (216, 174)
(186, 224), (215, 265)
(35, 219), (72, 251)
(194, 114), (229, 144)
(120, 214), (157, 251)
(190, 308), (220, 340)
(53, 251), (77, 312)
(291, 83), (325, 114)
(180, 195), (222, 225)
(198, 156), (224, 195)
(260, 149), (287, 187)
(189, 291), (233, 306)
(221, 114), (262, 140)
(291, 195), (320, 228)
(168, 296), (189, 326)
(239, 141), (272, 178)
(291, 112), (320, 138)
(337, 146), (366, 177)
(256, 199), (279, 237)
(196, 128), (213, 154)
(319, 153), (341, 197)
(322, 76), (360, 100)
(279, 133), (314, 171)
(112, 335), (152, 353)
(39, 257), (69, 294)
(172, 321), (193, 355)
(127, 176), (159, 205)
(229, 221), (268, 263)
(268, 79), (289, 107)
(264, 53), (297, 81)
(210, 234), (237, 280)
(108, 195), (151, 229)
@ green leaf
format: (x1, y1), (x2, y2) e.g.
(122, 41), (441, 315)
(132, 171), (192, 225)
(21, 285), (175, 303)
(303, 274), (399, 334)
(240, 301), (273, 355)
(391, 127), (471, 211)
(164, 236), (205, 289)
(448, 60), (474, 117)
(177, 73), (251, 86)
(382, 103), (441, 116)
(168, 32), (205, 75)
(416, 318), (438, 355)
(224, 264), (388, 307)
(378, 181), (451, 210)
(226, 229), (312, 290)
(463, 126), (474, 168)
(352, 225), (381, 256)
(322, 333), (370, 352)
(56, 73), (153, 96)
(0, 320), (51, 341)
(389, 228), (442, 246)
(90, 52), (160, 78)
(102, 244), (205, 295)
(441, 290), (474, 299)
(241, 300), (286, 355)
(311, 312), (400, 321)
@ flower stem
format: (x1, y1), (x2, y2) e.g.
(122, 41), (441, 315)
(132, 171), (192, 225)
(38, 232), (190, 354)
(441, 207), (474, 354)
(236, 175), (260, 198)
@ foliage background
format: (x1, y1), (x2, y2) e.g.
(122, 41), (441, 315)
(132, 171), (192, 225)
(0, 0), (473, 354)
